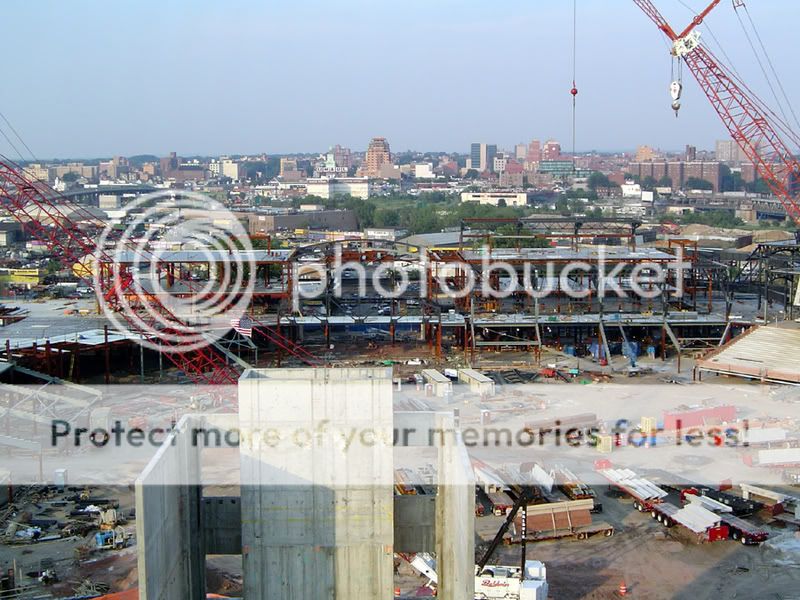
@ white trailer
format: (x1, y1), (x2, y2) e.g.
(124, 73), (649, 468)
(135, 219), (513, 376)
(458, 368), (496, 396)
(421, 369), (452, 397)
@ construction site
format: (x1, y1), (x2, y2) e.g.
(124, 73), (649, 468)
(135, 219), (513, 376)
(1, 0), (800, 599)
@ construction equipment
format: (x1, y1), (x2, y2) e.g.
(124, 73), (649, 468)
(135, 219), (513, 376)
(475, 561), (549, 600)
(633, 0), (800, 226)
(94, 526), (128, 550)
(95, 508), (120, 531)
(477, 487), (537, 574)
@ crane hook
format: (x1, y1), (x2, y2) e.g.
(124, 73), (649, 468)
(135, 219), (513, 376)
(670, 81), (683, 117)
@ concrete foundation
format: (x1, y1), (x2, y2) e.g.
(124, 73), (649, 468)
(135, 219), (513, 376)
(135, 418), (204, 600)
(238, 368), (395, 599)
(134, 370), (475, 599)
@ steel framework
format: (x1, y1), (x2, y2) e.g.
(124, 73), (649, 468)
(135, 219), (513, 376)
(0, 158), (319, 383)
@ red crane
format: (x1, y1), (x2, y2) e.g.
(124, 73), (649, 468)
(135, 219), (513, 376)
(632, 0), (800, 226)
(0, 157), (319, 384)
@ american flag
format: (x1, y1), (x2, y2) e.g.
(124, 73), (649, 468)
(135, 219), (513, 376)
(230, 315), (253, 338)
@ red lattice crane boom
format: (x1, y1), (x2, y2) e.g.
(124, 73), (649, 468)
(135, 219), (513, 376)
(0, 158), (242, 384)
(633, 0), (800, 226)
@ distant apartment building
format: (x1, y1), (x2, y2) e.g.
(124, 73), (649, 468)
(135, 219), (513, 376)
(24, 163), (53, 183)
(526, 140), (542, 163)
(221, 159), (243, 180)
(542, 140), (562, 161)
(360, 137), (392, 178)
(467, 143), (497, 172)
(685, 160), (721, 190)
(332, 145), (353, 169)
(515, 144), (527, 161)
(627, 160), (722, 191)
(716, 139), (748, 163)
(499, 160), (524, 188)
(493, 153), (508, 173)
(460, 191), (528, 207)
(414, 163), (435, 179)
(280, 158), (298, 176)
(278, 157), (304, 182)
(668, 161), (685, 187)
(161, 153), (207, 182)
(741, 163), (758, 183)
(53, 163), (98, 180)
(209, 158), (242, 180)
(685, 145), (697, 161)
(305, 177), (371, 199)
(160, 152), (179, 177)
(635, 145), (659, 162)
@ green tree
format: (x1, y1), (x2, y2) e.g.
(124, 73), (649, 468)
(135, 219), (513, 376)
(685, 177), (714, 191)
(719, 165), (745, 192)
(624, 173), (640, 184)
(373, 207), (400, 228)
(747, 178), (771, 195)
(641, 176), (658, 191)
(657, 176), (673, 188)
(587, 172), (610, 191)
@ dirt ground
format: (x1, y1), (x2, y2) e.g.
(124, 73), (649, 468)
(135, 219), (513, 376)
(394, 485), (800, 599)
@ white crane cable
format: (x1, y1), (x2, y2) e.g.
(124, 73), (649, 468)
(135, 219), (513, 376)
(739, 2), (800, 132)
(732, 2), (792, 129)
(0, 110), (37, 163)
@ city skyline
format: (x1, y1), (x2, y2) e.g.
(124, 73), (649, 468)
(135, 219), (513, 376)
(0, 1), (796, 158)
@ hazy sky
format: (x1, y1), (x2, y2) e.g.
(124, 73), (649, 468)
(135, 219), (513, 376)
(0, 0), (796, 158)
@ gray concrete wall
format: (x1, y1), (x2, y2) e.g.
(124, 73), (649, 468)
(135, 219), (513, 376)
(239, 368), (394, 599)
(435, 412), (476, 600)
(135, 416), (205, 600)
(203, 497), (242, 555)
(393, 411), (475, 597)
(394, 495), (436, 553)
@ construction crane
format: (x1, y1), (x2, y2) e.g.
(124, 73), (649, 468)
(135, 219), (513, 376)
(632, 0), (800, 226)
(0, 156), (318, 384)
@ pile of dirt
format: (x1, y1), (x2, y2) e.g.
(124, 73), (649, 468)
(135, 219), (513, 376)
(681, 224), (751, 238)
(752, 229), (795, 243)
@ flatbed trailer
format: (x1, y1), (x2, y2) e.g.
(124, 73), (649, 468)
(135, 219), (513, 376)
(720, 513), (769, 545)
(510, 521), (615, 543)
(600, 466), (733, 543)
(599, 468), (668, 512)
(645, 470), (764, 516)
(646, 501), (681, 526)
